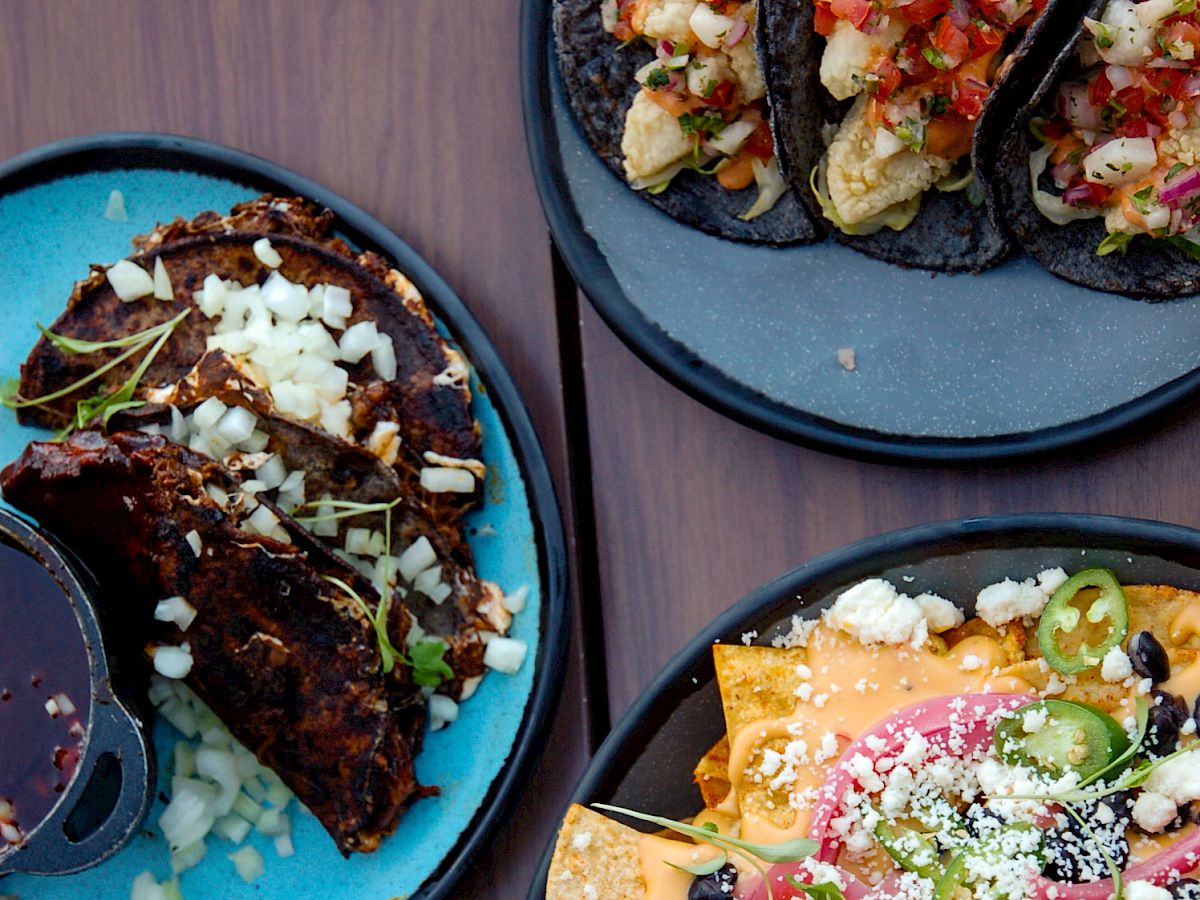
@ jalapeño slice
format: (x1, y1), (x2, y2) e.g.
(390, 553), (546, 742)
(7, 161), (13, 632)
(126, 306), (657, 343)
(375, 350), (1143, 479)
(1036, 568), (1129, 675)
(933, 823), (1045, 900)
(993, 699), (1130, 781)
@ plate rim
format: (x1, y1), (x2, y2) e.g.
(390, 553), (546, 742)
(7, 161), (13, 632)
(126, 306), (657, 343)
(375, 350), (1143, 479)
(520, 0), (1200, 465)
(525, 511), (1200, 897)
(0, 130), (571, 900)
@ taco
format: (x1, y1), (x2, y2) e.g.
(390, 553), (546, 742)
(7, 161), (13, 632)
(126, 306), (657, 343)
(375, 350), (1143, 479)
(553, 0), (821, 244)
(760, 0), (1059, 271)
(984, 0), (1200, 297)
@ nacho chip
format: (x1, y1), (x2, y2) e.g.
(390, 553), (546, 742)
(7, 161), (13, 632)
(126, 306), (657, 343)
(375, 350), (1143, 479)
(713, 643), (808, 736)
(547, 804), (646, 900)
(694, 737), (731, 810)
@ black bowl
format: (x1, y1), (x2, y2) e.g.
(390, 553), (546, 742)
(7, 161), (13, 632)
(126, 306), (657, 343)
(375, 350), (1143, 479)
(0, 510), (154, 878)
(527, 512), (1200, 898)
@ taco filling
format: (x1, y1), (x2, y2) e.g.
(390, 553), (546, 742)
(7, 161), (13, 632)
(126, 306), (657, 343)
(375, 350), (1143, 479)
(1029, 0), (1200, 260)
(549, 567), (1200, 899)
(603, 0), (788, 220)
(812, 0), (1047, 233)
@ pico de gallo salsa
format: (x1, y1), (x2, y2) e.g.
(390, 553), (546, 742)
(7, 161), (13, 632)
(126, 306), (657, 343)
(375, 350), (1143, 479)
(601, 0), (788, 220)
(816, 0), (1047, 163)
(1029, 0), (1200, 258)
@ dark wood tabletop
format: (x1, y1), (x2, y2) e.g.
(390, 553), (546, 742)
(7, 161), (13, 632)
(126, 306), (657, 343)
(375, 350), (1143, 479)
(10, 1), (1200, 898)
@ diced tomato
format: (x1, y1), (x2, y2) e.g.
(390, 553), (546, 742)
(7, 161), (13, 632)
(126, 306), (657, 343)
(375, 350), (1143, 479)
(1065, 177), (1112, 207)
(1148, 67), (1190, 100)
(830, 0), (872, 28)
(1163, 20), (1200, 55)
(814, 1), (839, 35)
(1089, 69), (1113, 106)
(744, 120), (775, 159)
(897, 35), (939, 84)
(932, 16), (971, 69)
(867, 57), (903, 100)
(1115, 116), (1155, 138)
(1040, 119), (1071, 141)
(951, 76), (990, 118)
(708, 79), (737, 109)
(901, 0), (951, 26)
(965, 20), (1004, 59)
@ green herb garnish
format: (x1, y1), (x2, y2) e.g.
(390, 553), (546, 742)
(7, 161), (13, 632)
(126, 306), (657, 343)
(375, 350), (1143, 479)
(785, 879), (847, 900)
(645, 67), (670, 89)
(407, 639), (455, 687)
(679, 112), (726, 138)
(322, 574), (403, 674)
(1167, 162), (1189, 182)
(923, 47), (948, 70)
(1096, 232), (1134, 256)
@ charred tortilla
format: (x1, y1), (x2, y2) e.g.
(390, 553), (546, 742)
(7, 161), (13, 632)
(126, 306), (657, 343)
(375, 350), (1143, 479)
(553, 0), (820, 244)
(979, 0), (1200, 299)
(759, 0), (1067, 272)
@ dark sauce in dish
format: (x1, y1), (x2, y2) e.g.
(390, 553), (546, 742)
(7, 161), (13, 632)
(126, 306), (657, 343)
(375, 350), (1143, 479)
(0, 541), (91, 844)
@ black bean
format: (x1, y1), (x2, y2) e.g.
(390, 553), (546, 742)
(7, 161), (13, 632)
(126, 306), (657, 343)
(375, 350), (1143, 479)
(964, 803), (1004, 838)
(689, 863), (738, 900)
(1170, 879), (1200, 899)
(1129, 631), (1171, 683)
(1146, 702), (1183, 758)
(1152, 690), (1190, 726)
(1042, 804), (1130, 883)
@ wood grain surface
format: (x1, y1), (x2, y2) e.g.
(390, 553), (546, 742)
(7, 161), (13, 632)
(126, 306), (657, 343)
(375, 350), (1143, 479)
(0, 2), (590, 897)
(579, 299), (1200, 722)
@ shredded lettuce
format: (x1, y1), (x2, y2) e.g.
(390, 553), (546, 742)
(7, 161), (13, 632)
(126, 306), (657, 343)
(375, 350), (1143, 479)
(1028, 143), (1104, 226)
(739, 158), (787, 221)
(809, 161), (921, 235)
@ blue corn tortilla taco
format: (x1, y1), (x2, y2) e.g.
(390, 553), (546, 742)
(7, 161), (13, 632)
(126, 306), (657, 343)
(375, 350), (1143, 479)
(553, 0), (821, 244)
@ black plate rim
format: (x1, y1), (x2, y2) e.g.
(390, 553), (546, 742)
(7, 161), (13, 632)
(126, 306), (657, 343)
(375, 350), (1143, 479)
(520, 0), (1200, 465)
(0, 130), (571, 900)
(526, 511), (1200, 897)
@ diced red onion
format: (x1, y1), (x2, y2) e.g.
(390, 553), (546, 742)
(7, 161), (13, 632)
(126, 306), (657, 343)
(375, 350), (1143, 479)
(1057, 82), (1102, 131)
(948, 0), (970, 28)
(656, 40), (674, 61)
(1105, 64), (1133, 92)
(724, 18), (749, 47)
(1051, 159), (1080, 186)
(1171, 110), (1190, 130)
(665, 71), (684, 93)
(1186, 74), (1200, 97)
(1160, 167), (1200, 206)
(1064, 183), (1100, 206)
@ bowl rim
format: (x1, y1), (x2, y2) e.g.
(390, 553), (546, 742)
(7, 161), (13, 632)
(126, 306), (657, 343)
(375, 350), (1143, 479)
(0, 131), (571, 900)
(526, 512), (1200, 898)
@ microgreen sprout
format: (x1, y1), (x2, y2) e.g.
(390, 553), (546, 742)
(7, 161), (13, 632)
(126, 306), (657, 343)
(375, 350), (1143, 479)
(593, 803), (817, 900)
(292, 496), (404, 524)
(322, 574), (402, 674)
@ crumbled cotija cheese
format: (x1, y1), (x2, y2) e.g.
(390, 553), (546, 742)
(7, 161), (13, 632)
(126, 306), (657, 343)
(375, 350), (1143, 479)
(975, 569), (1066, 627)
(825, 579), (964, 649)
(1101, 644), (1134, 682)
(1131, 791), (1178, 833)
(1143, 750), (1200, 804)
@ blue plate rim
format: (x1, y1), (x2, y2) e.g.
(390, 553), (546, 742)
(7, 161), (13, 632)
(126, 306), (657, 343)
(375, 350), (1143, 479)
(0, 130), (571, 900)
(520, 0), (1200, 465)
(525, 511), (1200, 897)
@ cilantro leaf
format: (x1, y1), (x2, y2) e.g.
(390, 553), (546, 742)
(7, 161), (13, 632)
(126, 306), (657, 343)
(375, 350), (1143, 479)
(1096, 232), (1134, 257)
(785, 878), (847, 900)
(407, 639), (454, 687)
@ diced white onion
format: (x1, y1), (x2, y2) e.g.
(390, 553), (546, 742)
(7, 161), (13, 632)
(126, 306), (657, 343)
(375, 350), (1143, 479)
(159, 778), (216, 850)
(214, 406), (256, 446)
(253, 453), (287, 490)
(483, 636), (528, 675)
(413, 565), (443, 596)
(105, 189), (127, 221)
(192, 397), (227, 431)
(169, 840), (207, 875)
(261, 271), (308, 321)
(246, 504), (281, 537)
(397, 536), (438, 582)
(429, 694), (459, 730)
(197, 273), (228, 318)
(338, 320), (381, 363)
(459, 675), (483, 701)
(503, 585), (529, 614)
(420, 466), (476, 493)
(706, 120), (756, 157)
(345, 527), (372, 555)
(427, 582), (453, 605)
(155, 596), (198, 632)
(153, 644), (194, 680)
(240, 429), (270, 453)
(195, 748), (241, 816)
(153, 257), (174, 301)
(228, 846), (265, 883)
(106, 259), (155, 302)
(274, 832), (295, 858)
(322, 284), (353, 322)
(252, 238), (283, 269)
(689, 3), (734, 47)
(371, 335), (397, 381)
(1083, 137), (1157, 186)
(255, 808), (289, 837)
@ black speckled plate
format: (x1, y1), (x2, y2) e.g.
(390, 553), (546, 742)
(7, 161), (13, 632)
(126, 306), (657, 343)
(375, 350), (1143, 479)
(526, 513), (1200, 898)
(523, 0), (1200, 463)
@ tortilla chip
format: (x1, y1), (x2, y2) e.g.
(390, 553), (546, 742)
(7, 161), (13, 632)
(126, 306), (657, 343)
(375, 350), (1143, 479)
(694, 737), (731, 809)
(547, 804), (645, 900)
(944, 616), (1028, 666)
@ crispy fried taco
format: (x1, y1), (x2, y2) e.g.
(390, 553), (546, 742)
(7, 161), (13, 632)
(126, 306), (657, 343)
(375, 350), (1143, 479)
(760, 0), (1059, 270)
(554, 0), (821, 243)
(548, 567), (1200, 898)
(0, 197), (526, 855)
(985, 0), (1200, 297)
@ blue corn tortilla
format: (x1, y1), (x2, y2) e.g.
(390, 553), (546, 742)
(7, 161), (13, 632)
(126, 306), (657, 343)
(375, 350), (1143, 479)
(978, 0), (1200, 299)
(552, 0), (821, 245)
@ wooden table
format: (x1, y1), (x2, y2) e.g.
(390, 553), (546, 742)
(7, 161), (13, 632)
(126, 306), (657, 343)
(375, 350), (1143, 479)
(8, 1), (1200, 897)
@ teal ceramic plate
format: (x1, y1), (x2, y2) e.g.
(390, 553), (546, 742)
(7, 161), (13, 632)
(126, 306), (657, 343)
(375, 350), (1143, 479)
(0, 134), (568, 899)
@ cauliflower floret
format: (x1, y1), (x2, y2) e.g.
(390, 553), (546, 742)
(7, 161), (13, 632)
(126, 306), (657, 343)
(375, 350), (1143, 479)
(621, 91), (692, 181)
(825, 96), (951, 225)
(686, 52), (734, 97)
(726, 39), (765, 101)
(635, 0), (699, 42)
(1105, 203), (1136, 235)
(819, 17), (908, 102)
(1158, 115), (1200, 167)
